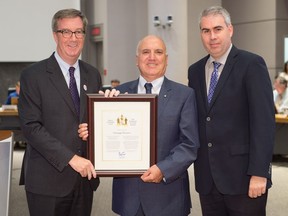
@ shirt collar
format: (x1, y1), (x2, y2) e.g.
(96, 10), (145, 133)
(54, 51), (79, 76)
(208, 43), (233, 66)
(138, 75), (164, 94)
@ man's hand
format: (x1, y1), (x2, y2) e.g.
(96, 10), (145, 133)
(99, 89), (120, 97)
(78, 123), (88, 141)
(78, 89), (121, 141)
(69, 155), (96, 180)
(141, 164), (163, 183)
(248, 176), (267, 198)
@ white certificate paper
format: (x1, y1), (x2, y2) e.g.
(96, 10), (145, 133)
(94, 101), (151, 171)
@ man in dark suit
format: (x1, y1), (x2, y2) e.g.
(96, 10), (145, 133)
(188, 6), (275, 216)
(18, 9), (101, 216)
(79, 35), (199, 216)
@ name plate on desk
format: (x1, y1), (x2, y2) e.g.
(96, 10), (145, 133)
(1, 105), (18, 111)
(87, 94), (157, 177)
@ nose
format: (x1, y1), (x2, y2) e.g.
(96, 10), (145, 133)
(148, 52), (156, 59)
(70, 32), (78, 40)
(210, 31), (217, 40)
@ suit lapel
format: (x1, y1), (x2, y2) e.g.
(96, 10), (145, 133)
(158, 77), (172, 117)
(79, 61), (89, 121)
(46, 55), (79, 119)
(208, 46), (238, 111)
(128, 77), (171, 117)
(198, 56), (210, 112)
(128, 79), (139, 93)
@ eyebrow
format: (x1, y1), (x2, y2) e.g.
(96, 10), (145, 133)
(201, 25), (223, 31)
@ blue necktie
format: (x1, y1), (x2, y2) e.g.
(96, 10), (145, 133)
(69, 67), (80, 116)
(207, 62), (221, 103)
(144, 83), (153, 94)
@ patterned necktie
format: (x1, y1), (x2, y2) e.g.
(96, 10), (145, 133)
(69, 67), (80, 116)
(144, 83), (153, 94)
(207, 61), (221, 103)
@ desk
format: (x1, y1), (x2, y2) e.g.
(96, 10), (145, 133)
(0, 109), (24, 146)
(0, 110), (20, 130)
(0, 137), (12, 216)
(274, 114), (288, 155)
(275, 114), (288, 124)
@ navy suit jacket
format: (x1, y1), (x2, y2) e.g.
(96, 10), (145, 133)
(112, 77), (199, 216)
(18, 53), (101, 196)
(188, 46), (275, 195)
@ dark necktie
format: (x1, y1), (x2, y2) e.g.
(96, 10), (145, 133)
(69, 67), (80, 116)
(207, 62), (221, 103)
(144, 83), (153, 94)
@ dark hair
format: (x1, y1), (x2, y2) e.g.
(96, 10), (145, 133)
(283, 61), (288, 74)
(51, 8), (88, 32)
(111, 79), (120, 83)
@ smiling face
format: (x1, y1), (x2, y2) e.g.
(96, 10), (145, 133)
(53, 17), (85, 65)
(200, 14), (233, 60)
(136, 35), (168, 82)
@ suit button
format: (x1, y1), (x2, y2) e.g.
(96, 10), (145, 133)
(208, 143), (212, 147)
(206, 117), (211, 121)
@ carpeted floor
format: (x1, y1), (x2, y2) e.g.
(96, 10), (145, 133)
(8, 148), (288, 216)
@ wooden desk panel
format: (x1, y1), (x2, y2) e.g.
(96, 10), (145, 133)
(0, 110), (18, 116)
(0, 130), (12, 141)
(0, 110), (20, 130)
(274, 114), (288, 155)
(275, 114), (288, 124)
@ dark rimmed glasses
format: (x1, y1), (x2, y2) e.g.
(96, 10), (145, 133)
(56, 29), (85, 39)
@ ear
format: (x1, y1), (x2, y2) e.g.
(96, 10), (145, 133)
(53, 32), (58, 44)
(228, 24), (234, 37)
(166, 54), (168, 66)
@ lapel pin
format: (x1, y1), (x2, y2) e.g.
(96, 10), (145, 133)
(83, 84), (87, 91)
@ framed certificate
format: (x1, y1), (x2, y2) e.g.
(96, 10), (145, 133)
(87, 94), (157, 176)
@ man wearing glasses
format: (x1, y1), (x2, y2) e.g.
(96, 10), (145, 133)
(18, 9), (101, 216)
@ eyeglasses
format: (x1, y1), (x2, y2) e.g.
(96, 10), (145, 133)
(56, 29), (85, 39)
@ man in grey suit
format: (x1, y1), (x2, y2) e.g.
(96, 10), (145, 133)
(18, 9), (101, 216)
(79, 35), (199, 216)
(188, 6), (275, 216)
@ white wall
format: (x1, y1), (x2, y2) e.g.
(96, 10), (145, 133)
(90, 0), (148, 85)
(188, 0), (222, 70)
(148, 0), (188, 84)
(0, 0), (80, 62)
(285, 37), (288, 62)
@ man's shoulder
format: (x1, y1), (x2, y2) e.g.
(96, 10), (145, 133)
(79, 60), (100, 73)
(164, 78), (194, 94)
(116, 80), (138, 92)
(21, 57), (51, 76)
(188, 55), (209, 71)
(231, 47), (264, 62)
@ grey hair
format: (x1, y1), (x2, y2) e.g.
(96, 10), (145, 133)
(52, 8), (88, 32)
(277, 76), (288, 86)
(199, 6), (232, 28)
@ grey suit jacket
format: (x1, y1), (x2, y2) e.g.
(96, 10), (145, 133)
(18, 53), (101, 196)
(112, 77), (199, 216)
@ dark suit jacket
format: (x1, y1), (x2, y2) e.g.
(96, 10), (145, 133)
(18, 53), (101, 196)
(188, 46), (275, 195)
(112, 77), (199, 216)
